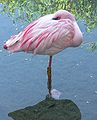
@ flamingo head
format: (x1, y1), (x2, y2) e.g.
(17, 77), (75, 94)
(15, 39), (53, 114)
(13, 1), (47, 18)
(3, 33), (22, 52)
(53, 10), (75, 21)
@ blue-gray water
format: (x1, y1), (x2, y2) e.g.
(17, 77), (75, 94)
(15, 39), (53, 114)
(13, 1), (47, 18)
(0, 13), (97, 120)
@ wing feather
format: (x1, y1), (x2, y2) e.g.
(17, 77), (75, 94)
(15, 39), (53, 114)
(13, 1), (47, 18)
(19, 18), (74, 55)
(33, 19), (74, 55)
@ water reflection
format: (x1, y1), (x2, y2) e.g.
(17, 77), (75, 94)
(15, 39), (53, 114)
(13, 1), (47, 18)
(0, 12), (97, 120)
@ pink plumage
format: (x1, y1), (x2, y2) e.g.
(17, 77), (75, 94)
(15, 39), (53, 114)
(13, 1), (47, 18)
(4, 10), (83, 55)
(3, 10), (83, 96)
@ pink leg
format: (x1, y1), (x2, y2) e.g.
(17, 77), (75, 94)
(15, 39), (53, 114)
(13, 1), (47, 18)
(47, 56), (52, 97)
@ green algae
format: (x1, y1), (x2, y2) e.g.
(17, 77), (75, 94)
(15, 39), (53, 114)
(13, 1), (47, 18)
(8, 97), (81, 120)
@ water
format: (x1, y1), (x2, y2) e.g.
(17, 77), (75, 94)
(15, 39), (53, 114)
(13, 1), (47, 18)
(0, 13), (97, 120)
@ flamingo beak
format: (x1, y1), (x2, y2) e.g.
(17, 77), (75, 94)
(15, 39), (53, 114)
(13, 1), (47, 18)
(3, 44), (8, 49)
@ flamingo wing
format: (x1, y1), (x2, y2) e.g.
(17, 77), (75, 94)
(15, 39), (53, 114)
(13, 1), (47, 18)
(20, 18), (75, 55)
(5, 15), (75, 55)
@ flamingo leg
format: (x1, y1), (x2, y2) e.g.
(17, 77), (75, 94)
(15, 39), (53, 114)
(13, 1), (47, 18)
(47, 56), (52, 97)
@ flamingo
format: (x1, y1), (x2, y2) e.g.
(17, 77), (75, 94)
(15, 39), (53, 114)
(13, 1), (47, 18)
(3, 10), (83, 97)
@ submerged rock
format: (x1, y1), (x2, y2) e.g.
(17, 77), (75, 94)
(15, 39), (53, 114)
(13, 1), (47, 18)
(8, 97), (81, 120)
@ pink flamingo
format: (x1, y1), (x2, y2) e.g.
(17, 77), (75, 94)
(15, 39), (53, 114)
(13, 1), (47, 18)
(3, 10), (83, 97)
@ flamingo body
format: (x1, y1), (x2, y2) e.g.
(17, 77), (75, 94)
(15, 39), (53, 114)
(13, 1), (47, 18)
(4, 10), (83, 55)
(3, 10), (83, 96)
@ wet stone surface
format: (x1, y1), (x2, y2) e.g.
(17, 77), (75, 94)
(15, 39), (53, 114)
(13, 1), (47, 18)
(8, 97), (81, 120)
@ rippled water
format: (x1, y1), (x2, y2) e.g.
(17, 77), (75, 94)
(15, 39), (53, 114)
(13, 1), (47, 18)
(0, 13), (97, 120)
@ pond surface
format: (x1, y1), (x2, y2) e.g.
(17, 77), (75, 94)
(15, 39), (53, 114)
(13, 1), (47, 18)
(0, 13), (97, 120)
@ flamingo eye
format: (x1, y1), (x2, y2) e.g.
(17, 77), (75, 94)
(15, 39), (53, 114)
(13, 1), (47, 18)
(11, 40), (19, 46)
(52, 17), (60, 20)
(15, 41), (19, 44)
